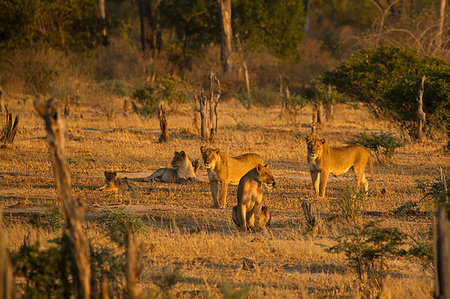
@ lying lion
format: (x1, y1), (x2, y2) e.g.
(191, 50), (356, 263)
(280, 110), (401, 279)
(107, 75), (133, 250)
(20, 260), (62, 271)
(233, 164), (275, 231)
(143, 151), (199, 183)
(306, 136), (385, 198)
(200, 146), (264, 208)
(97, 171), (138, 193)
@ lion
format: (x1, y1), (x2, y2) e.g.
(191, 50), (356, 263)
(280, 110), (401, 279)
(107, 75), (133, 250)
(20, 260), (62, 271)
(143, 151), (199, 183)
(233, 164), (275, 231)
(306, 136), (384, 198)
(232, 206), (271, 231)
(97, 171), (138, 193)
(200, 146), (264, 208)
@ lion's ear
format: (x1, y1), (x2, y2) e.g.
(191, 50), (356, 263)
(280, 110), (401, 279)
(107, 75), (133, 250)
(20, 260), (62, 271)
(264, 164), (268, 168)
(214, 148), (220, 153)
(174, 151), (179, 155)
(180, 151), (186, 157)
(200, 146), (205, 153)
(320, 138), (326, 144)
(305, 136), (311, 143)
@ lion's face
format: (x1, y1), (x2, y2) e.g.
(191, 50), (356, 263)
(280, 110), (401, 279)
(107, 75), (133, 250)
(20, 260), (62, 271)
(104, 171), (117, 182)
(171, 151), (187, 168)
(306, 137), (326, 159)
(200, 146), (220, 169)
(255, 164), (276, 189)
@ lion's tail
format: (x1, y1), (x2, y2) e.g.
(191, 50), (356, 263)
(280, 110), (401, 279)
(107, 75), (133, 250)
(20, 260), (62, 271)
(368, 155), (386, 195)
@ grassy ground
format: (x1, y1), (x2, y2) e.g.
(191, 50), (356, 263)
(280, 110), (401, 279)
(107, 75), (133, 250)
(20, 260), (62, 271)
(1, 96), (448, 298)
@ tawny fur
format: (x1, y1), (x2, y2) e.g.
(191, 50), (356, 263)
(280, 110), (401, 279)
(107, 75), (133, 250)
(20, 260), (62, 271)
(200, 146), (264, 208)
(97, 171), (138, 193)
(144, 151), (198, 183)
(306, 136), (383, 198)
(234, 164), (275, 231)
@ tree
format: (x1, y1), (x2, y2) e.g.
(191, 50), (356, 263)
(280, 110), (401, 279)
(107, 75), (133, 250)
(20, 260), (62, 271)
(233, 0), (306, 61)
(218, 0), (232, 72)
(137, 0), (161, 74)
(320, 45), (450, 132)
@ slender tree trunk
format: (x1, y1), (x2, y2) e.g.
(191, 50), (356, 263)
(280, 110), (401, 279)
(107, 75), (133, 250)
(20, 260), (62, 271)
(218, 0), (232, 72)
(303, 0), (311, 36)
(158, 104), (169, 143)
(197, 90), (210, 141)
(436, 0), (446, 53)
(0, 209), (14, 299)
(97, 0), (107, 41)
(235, 35), (250, 96)
(34, 98), (91, 299)
(416, 75), (426, 141)
(137, 0), (161, 77)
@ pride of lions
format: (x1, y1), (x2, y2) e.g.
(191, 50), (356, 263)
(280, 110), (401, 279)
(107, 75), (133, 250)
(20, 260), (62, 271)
(98, 135), (384, 232)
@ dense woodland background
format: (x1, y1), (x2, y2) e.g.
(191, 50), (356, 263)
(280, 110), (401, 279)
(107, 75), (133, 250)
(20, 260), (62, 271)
(0, 0), (448, 134)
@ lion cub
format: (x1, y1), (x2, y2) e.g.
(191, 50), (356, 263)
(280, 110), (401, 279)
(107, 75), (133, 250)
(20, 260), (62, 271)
(234, 164), (275, 231)
(306, 136), (383, 198)
(144, 151), (198, 183)
(98, 171), (138, 193)
(201, 146), (264, 208)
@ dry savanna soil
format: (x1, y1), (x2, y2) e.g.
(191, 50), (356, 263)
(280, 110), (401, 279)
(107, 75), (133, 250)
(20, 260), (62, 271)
(1, 97), (448, 298)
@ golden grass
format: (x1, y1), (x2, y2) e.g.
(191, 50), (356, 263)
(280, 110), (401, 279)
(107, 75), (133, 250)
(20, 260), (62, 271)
(1, 95), (448, 297)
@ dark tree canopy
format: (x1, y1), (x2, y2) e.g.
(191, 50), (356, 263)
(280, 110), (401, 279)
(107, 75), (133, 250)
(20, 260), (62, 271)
(320, 46), (450, 131)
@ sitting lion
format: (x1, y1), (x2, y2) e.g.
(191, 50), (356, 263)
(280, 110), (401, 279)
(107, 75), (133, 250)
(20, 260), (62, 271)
(232, 205), (271, 231)
(143, 151), (199, 183)
(233, 164), (275, 231)
(97, 171), (138, 193)
(200, 146), (264, 208)
(306, 136), (384, 198)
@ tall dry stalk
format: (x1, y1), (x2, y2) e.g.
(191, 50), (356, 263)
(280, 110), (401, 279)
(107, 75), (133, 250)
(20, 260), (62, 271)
(126, 229), (138, 298)
(34, 97), (91, 299)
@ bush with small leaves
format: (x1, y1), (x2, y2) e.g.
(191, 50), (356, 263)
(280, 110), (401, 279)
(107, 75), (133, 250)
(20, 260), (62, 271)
(346, 130), (404, 160)
(99, 208), (147, 245)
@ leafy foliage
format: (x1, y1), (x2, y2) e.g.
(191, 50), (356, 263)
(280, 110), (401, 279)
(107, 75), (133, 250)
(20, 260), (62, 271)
(333, 185), (367, 221)
(29, 202), (64, 231)
(233, 0), (305, 61)
(320, 46), (450, 131)
(0, 0), (104, 52)
(415, 170), (450, 218)
(132, 75), (188, 117)
(11, 236), (74, 298)
(346, 131), (404, 159)
(151, 266), (183, 298)
(326, 221), (407, 281)
(99, 208), (147, 245)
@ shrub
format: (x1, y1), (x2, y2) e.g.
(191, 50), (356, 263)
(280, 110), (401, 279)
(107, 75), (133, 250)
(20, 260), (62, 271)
(326, 221), (407, 285)
(320, 46), (450, 132)
(415, 170), (450, 218)
(333, 185), (367, 221)
(151, 266), (183, 298)
(346, 130), (404, 159)
(29, 202), (64, 231)
(132, 75), (189, 117)
(99, 208), (147, 245)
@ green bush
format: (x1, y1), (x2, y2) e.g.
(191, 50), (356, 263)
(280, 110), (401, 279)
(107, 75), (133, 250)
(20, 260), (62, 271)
(415, 170), (450, 218)
(29, 202), (64, 231)
(333, 185), (367, 221)
(99, 208), (147, 245)
(326, 221), (407, 283)
(346, 131), (404, 159)
(320, 46), (450, 132)
(132, 75), (189, 117)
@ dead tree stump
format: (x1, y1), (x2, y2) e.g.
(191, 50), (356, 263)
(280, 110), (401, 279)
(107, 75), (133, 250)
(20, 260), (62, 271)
(1, 105), (19, 147)
(158, 104), (169, 143)
(416, 75), (426, 141)
(34, 97), (91, 299)
(195, 71), (221, 141)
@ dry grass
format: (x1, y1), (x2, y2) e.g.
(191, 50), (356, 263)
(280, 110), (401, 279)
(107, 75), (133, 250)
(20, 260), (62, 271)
(1, 94), (447, 297)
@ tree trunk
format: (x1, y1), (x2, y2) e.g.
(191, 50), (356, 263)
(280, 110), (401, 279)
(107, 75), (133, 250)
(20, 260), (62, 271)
(303, 0), (311, 36)
(436, 0), (446, 53)
(0, 209), (14, 299)
(416, 75), (426, 141)
(218, 0), (232, 73)
(97, 0), (107, 41)
(209, 71), (221, 138)
(158, 104), (169, 143)
(235, 35), (250, 96)
(197, 90), (210, 141)
(126, 230), (138, 298)
(34, 97), (91, 299)
(137, 0), (161, 75)
(434, 168), (449, 299)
